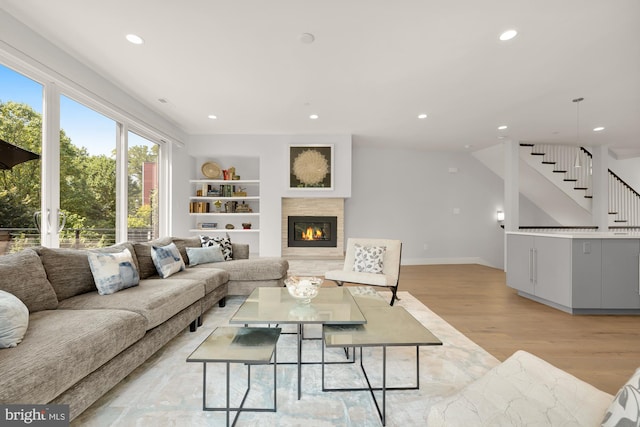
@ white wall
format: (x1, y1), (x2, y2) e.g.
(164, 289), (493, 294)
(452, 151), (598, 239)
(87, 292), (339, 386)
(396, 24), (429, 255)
(346, 145), (507, 268)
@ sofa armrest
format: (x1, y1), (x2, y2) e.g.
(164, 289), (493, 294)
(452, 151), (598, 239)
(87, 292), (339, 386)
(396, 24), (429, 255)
(232, 243), (249, 259)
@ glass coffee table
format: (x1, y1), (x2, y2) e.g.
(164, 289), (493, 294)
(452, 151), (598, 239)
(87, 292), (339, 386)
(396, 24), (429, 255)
(229, 287), (366, 399)
(322, 304), (442, 426)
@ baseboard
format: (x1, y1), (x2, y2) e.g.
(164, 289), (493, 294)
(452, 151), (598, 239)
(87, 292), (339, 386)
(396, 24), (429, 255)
(402, 257), (500, 269)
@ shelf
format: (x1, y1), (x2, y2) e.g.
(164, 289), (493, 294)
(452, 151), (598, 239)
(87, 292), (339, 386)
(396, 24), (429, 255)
(190, 179), (259, 184)
(189, 229), (260, 233)
(189, 196), (259, 201)
(189, 213), (260, 217)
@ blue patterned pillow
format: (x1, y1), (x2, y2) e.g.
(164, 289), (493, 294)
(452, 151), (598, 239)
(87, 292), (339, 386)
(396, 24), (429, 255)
(353, 244), (386, 274)
(88, 248), (140, 295)
(200, 235), (233, 261)
(602, 368), (640, 427)
(186, 245), (225, 266)
(151, 242), (185, 278)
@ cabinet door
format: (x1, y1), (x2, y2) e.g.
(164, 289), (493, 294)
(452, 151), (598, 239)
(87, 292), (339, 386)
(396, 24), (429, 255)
(572, 240), (602, 308)
(506, 234), (535, 294)
(534, 236), (572, 307)
(602, 239), (640, 309)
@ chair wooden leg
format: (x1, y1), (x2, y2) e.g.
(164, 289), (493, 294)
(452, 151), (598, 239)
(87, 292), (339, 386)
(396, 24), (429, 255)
(336, 281), (344, 287)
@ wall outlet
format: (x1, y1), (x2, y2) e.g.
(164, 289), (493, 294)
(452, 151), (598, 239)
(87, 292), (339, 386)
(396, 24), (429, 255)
(423, 243), (429, 251)
(453, 208), (461, 215)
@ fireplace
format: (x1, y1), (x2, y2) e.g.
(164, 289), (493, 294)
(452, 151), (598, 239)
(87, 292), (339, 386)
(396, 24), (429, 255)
(287, 216), (338, 247)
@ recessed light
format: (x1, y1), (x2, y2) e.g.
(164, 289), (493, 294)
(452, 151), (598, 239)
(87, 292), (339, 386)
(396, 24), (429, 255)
(418, 113), (428, 119)
(207, 115), (217, 120)
(498, 125), (508, 130)
(499, 29), (518, 41)
(309, 114), (319, 120)
(593, 127), (605, 132)
(126, 34), (144, 45)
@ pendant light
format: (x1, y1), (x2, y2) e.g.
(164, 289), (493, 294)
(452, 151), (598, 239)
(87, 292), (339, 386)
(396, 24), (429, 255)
(573, 97), (584, 168)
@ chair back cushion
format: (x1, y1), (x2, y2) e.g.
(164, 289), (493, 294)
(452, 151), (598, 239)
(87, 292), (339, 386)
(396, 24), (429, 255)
(344, 238), (402, 280)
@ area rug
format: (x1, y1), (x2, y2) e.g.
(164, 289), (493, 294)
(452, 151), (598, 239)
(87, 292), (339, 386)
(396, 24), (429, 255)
(71, 292), (500, 426)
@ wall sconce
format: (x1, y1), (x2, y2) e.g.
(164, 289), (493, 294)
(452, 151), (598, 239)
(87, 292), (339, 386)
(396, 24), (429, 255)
(496, 210), (505, 222)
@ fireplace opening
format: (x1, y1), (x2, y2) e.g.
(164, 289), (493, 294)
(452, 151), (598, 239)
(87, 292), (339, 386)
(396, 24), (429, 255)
(288, 216), (337, 247)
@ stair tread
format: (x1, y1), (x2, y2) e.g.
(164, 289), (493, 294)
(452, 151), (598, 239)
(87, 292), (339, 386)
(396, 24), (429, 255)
(531, 153), (545, 156)
(574, 187), (588, 190)
(614, 220), (628, 223)
(520, 143), (535, 147)
(553, 170), (567, 173)
(542, 161), (556, 164)
(564, 179), (578, 182)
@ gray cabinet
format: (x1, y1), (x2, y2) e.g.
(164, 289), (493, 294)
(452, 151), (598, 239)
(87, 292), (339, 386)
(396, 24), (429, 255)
(571, 239), (602, 308)
(507, 233), (640, 313)
(602, 240), (640, 309)
(506, 234), (572, 307)
(506, 234), (535, 294)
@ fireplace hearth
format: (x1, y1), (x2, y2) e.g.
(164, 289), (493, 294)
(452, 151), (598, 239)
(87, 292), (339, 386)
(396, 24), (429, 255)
(287, 216), (337, 247)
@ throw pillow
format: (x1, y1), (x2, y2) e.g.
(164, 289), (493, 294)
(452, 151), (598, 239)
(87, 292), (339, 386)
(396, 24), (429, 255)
(200, 235), (233, 260)
(0, 290), (29, 348)
(151, 242), (185, 278)
(353, 244), (386, 274)
(186, 245), (225, 266)
(87, 248), (140, 295)
(602, 367), (640, 427)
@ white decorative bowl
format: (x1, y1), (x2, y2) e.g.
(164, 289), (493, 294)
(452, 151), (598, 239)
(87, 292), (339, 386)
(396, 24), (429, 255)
(284, 276), (323, 304)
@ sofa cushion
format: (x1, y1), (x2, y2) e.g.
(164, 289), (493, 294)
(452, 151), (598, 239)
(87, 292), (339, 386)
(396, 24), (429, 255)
(0, 308), (146, 405)
(0, 290), (29, 348)
(37, 243), (137, 301)
(132, 237), (173, 279)
(196, 257), (288, 281)
(151, 242), (185, 278)
(57, 278), (204, 330)
(602, 367), (640, 427)
(0, 249), (58, 312)
(171, 268), (229, 294)
(88, 248), (140, 295)
(426, 350), (613, 426)
(171, 236), (201, 264)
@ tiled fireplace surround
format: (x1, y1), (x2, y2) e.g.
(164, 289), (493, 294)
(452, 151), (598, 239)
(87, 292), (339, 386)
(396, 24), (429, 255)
(281, 198), (344, 259)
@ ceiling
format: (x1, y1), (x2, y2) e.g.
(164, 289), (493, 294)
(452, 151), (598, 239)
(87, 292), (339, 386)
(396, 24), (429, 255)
(2, 1), (639, 156)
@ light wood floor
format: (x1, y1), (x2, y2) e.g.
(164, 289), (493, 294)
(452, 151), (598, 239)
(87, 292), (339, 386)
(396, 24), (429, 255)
(386, 263), (639, 395)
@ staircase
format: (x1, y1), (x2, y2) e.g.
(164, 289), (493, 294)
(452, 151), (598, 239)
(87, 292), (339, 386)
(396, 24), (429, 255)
(521, 143), (640, 228)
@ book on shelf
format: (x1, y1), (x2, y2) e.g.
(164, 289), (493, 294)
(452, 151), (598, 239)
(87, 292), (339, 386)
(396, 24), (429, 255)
(198, 222), (217, 229)
(189, 201), (210, 213)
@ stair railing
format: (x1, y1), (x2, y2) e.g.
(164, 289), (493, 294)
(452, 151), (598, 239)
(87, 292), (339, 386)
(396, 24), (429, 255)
(521, 143), (640, 228)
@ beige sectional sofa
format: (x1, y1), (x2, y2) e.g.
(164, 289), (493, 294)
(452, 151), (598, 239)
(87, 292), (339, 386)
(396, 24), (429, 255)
(0, 236), (288, 421)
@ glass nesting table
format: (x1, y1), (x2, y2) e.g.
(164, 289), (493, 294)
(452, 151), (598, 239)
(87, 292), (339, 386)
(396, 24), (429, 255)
(186, 326), (281, 427)
(322, 303), (442, 425)
(229, 287), (366, 399)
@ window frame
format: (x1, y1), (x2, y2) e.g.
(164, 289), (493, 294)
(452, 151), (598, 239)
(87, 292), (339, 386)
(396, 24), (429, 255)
(0, 52), (174, 245)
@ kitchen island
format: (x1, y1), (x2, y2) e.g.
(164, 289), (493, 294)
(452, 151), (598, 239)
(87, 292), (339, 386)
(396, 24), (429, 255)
(506, 232), (640, 314)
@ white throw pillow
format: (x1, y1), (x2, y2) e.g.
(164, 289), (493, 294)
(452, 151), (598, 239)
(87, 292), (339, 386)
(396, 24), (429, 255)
(88, 248), (140, 295)
(200, 235), (233, 260)
(353, 244), (386, 274)
(151, 242), (186, 278)
(186, 245), (225, 266)
(602, 367), (640, 427)
(0, 290), (29, 348)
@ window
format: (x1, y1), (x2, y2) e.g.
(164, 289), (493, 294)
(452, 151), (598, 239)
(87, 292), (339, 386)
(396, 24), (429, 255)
(0, 64), (43, 254)
(59, 95), (117, 248)
(127, 131), (159, 241)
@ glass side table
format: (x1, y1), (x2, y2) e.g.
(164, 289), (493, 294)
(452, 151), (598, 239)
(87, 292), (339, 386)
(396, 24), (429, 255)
(187, 326), (281, 427)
